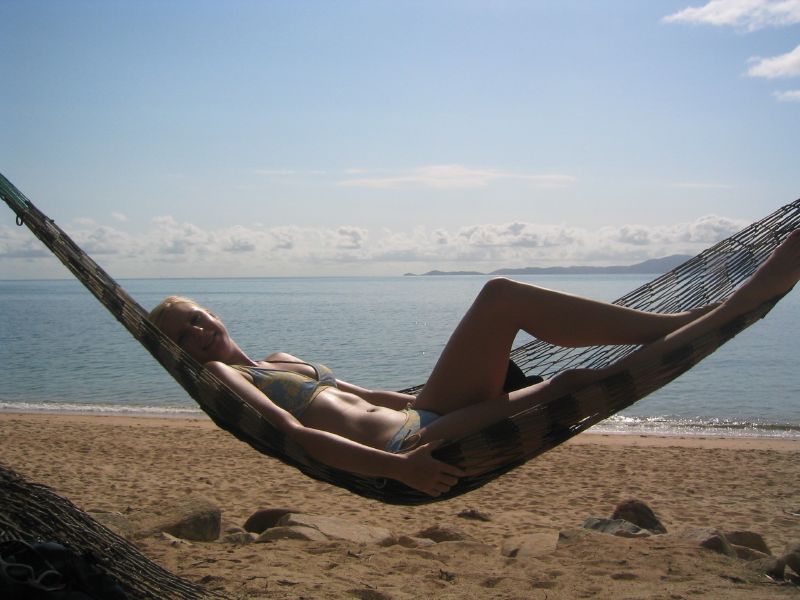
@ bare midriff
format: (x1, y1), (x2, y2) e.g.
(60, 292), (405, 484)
(300, 388), (407, 450)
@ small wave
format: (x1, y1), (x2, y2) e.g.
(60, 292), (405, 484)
(0, 401), (206, 418)
(593, 415), (800, 439)
(2, 402), (798, 438)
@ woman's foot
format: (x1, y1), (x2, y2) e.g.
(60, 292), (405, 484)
(726, 230), (800, 314)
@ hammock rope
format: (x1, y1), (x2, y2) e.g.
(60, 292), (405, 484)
(2, 173), (798, 505)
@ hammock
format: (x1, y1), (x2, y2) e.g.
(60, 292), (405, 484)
(2, 173), (798, 505)
(0, 464), (224, 599)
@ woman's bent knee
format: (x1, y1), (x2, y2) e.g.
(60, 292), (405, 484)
(477, 277), (519, 304)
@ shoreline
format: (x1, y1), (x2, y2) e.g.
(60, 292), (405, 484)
(3, 410), (797, 472)
(2, 409), (799, 446)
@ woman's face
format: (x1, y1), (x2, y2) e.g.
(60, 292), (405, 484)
(158, 303), (233, 363)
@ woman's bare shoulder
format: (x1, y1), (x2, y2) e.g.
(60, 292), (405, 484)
(203, 360), (253, 383)
(263, 351), (302, 362)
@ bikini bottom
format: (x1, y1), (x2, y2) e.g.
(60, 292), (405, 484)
(384, 408), (441, 453)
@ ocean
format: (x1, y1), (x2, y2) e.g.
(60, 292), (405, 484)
(1, 275), (798, 438)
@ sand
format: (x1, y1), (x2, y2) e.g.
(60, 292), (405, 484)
(1, 412), (798, 599)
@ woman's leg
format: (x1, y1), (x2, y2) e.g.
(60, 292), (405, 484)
(608, 229), (800, 376)
(415, 276), (713, 414)
(418, 230), (800, 443)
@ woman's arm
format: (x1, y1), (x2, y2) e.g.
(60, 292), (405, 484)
(335, 379), (416, 410)
(290, 427), (462, 496)
(204, 362), (462, 495)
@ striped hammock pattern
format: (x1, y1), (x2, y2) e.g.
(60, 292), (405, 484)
(2, 173), (797, 505)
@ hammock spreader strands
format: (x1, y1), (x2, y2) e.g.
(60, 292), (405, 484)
(2, 173), (798, 505)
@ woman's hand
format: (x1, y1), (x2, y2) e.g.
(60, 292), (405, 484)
(394, 440), (466, 497)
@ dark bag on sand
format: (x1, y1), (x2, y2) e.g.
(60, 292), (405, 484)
(0, 540), (128, 599)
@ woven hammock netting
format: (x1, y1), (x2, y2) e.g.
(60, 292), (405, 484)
(2, 172), (798, 505)
(0, 465), (225, 599)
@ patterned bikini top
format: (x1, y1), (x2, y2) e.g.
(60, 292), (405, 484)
(231, 361), (337, 418)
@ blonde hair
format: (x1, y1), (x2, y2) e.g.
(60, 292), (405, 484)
(149, 295), (199, 328)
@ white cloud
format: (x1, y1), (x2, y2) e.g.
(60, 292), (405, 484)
(336, 226), (368, 250)
(0, 214), (750, 277)
(255, 168), (328, 176)
(246, 165), (577, 190)
(456, 223), (579, 249)
(78, 226), (128, 255)
(677, 214), (748, 242)
(670, 181), (735, 190)
(0, 225), (50, 259)
(774, 88), (800, 100)
(338, 165), (577, 190)
(222, 238), (256, 253)
(747, 44), (800, 78)
(152, 216), (213, 256)
(111, 212), (128, 222)
(270, 228), (296, 251)
(664, 0), (800, 31)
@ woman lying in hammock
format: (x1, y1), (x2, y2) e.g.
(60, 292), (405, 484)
(150, 230), (800, 497)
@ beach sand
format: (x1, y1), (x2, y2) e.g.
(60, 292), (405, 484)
(1, 412), (798, 599)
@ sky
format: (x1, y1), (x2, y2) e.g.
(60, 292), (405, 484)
(1, 0), (798, 278)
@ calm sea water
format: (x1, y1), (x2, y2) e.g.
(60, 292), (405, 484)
(1, 275), (798, 438)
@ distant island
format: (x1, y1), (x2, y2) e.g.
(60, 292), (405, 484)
(403, 255), (693, 277)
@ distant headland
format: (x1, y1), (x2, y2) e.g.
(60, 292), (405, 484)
(403, 255), (692, 277)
